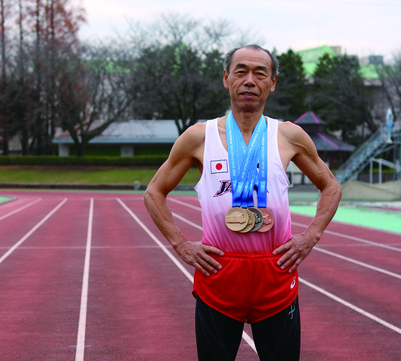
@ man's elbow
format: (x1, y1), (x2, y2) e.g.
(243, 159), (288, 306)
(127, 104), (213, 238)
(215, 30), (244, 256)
(327, 177), (342, 202)
(144, 184), (155, 210)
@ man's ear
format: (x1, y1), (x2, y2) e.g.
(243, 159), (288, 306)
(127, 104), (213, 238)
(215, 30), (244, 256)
(223, 69), (229, 89)
(270, 74), (278, 93)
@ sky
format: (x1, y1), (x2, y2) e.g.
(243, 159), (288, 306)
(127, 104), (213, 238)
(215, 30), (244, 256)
(78, 0), (401, 61)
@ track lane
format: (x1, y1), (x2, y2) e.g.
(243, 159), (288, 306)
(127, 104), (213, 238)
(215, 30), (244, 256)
(118, 196), (260, 361)
(166, 195), (401, 360)
(83, 196), (200, 361)
(0, 190), (399, 360)
(0, 197), (91, 361)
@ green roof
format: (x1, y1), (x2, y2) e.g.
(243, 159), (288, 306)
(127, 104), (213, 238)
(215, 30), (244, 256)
(297, 45), (336, 64)
(296, 45), (337, 77)
(359, 64), (380, 79)
(296, 45), (379, 79)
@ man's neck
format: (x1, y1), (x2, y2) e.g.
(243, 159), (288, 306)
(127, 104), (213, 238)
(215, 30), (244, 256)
(231, 108), (265, 143)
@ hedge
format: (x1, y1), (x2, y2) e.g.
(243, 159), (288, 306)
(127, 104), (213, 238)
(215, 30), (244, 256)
(0, 156), (168, 167)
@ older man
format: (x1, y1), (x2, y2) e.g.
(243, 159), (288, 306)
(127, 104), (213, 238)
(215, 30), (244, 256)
(144, 44), (341, 361)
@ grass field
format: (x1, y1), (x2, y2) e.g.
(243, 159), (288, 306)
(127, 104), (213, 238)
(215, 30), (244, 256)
(0, 166), (201, 186)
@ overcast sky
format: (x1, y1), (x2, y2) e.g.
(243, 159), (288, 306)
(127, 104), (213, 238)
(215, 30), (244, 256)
(78, 0), (400, 61)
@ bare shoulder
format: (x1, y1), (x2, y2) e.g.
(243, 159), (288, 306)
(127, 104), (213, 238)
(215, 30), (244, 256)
(171, 122), (206, 164)
(179, 122), (206, 145)
(277, 121), (318, 167)
(278, 120), (310, 145)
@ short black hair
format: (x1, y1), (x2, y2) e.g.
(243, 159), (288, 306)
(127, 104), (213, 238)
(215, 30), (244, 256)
(224, 44), (279, 79)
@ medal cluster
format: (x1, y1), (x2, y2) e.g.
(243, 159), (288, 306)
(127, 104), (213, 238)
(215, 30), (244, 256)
(225, 207), (274, 233)
(225, 112), (275, 234)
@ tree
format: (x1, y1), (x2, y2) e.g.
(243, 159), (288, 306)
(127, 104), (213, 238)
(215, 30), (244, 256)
(0, 0), (86, 155)
(265, 49), (307, 121)
(128, 42), (230, 134)
(310, 53), (375, 144)
(124, 14), (246, 134)
(56, 43), (133, 156)
(376, 52), (401, 123)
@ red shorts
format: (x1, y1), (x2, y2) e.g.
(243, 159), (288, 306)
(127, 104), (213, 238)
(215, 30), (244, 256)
(193, 252), (298, 324)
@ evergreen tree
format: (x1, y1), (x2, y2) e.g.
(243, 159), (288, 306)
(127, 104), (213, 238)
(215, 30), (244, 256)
(265, 49), (307, 121)
(311, 53), (375, 144)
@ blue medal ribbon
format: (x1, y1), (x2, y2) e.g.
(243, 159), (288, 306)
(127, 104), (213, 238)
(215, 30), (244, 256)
(226, 112), (267, 208)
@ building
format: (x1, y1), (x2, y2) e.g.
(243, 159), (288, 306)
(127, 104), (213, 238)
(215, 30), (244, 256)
(294, 111), (355, 169)
(53, 120), (180, 157)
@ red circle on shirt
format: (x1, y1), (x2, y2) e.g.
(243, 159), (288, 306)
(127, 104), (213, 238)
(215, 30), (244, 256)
(216, 163), (223, 170)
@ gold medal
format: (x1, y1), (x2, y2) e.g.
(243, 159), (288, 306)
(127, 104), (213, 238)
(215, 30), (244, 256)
(257, 208), (275, 232)
(248, 207), (263, 232)
(225, 207), (249, 232)
(239, 208), (256, 233)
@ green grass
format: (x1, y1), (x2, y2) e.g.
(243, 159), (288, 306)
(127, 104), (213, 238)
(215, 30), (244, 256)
(0, 166), (201, 186)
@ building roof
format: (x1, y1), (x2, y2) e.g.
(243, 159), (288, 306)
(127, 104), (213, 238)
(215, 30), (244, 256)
(53, 120), (180, 145)
(309, 132), (356, 152)
(296, 45), (380, 80)
(294, 111), (325, 125)
(294, 111), (356, 152)
(54, 116), (355, 153)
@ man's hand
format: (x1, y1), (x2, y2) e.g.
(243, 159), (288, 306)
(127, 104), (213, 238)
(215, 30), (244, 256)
(272, 233), (318, 273)
(175, 241), (224, 277)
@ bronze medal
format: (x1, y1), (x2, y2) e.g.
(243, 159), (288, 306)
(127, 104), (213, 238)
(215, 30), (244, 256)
(225, 207), (249, 232)
(248, 207), (263, 232)
(257, 208), (275, 232)
(239, 208), (256, 233)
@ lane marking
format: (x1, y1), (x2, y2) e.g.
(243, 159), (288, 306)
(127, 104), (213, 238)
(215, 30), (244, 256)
(75, 198), (94, 361)
(0, 198), (67, 265)
(117, 199), (194, 282)
(170, 198), (401, 251)
(172, 212), (203, 231)
(170, 199), (401, 273)
(292, 221), (401, 252)
(168, 205), (401, 336)
(169, 198), (202, 211)
(117, 199), (258, 353)
(313, 247), (401, 280)
(299, 277), (401, 335)
(0, 198), (42, 221)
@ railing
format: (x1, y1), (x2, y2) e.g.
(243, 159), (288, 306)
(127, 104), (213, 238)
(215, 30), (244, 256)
(336, 122), (401, 184)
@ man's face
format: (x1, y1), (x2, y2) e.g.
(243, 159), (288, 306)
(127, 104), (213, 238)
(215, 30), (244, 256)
(223, 48), (277, 114)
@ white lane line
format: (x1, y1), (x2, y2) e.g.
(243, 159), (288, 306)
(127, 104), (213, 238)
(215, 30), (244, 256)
(299, 277), (401, 335)
(117, 199), (258, 354)
(170, 200), (401, 279)
(75, 198), (94, 361)
(0, 198), (42, 221)
(313, 246), (401, 280)
(292, 221), (401, 252)
(117, 199), (194, 283)
(0, 198), (67, 265)
(169, 199), (401, 251)
(169, 205), (401, 336)
(169, 198), (202, 211)
(172, 212), (203, 231)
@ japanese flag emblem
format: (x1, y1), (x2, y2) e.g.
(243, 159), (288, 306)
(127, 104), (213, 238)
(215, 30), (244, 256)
(211, 159), (228, 174)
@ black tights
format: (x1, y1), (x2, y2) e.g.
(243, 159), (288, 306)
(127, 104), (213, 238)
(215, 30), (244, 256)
(195, 296), (300, 361)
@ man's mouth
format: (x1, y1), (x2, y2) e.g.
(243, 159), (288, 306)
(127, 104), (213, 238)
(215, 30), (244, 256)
(240, 92), (258, 97)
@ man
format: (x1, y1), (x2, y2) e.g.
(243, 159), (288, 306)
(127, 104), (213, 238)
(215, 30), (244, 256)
(144, 44), (342, 361)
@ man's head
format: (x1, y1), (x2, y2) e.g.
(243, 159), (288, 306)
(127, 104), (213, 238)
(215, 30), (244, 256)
(224, 44), (279, 80)
(223, 45), (278, 114)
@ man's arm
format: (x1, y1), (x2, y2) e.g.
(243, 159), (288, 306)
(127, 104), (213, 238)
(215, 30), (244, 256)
(273, 122), (342, 273)
(144, 123), (224, 277)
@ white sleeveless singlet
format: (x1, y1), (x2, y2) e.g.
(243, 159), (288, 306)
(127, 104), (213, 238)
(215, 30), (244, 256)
(194, 117), (292, 253)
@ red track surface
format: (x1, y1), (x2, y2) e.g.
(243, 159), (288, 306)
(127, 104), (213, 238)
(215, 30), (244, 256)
(0, 190), (400, 361)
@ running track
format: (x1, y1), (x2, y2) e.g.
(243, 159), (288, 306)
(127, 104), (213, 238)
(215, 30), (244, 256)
(0, 190), (400, 361)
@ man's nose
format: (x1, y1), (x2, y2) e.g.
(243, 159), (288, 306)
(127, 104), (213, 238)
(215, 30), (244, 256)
(244, 73), (256, 86)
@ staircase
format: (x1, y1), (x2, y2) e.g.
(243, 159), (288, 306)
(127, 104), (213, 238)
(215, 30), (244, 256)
(336, 122), (401, 184)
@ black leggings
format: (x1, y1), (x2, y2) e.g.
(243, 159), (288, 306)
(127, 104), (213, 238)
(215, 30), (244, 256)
(195, 296), (300, 361)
